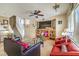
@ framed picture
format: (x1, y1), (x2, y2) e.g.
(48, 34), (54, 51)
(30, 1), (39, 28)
(3, 20), (8, 25)
(58, 21), (62, 24)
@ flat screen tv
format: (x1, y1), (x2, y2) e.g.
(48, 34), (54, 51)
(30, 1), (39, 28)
(38, 21), (51, 29)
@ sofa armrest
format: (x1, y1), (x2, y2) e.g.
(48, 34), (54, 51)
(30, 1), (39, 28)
(22, 42), (41, 56)
(50, 52), (79, 56)
(4, 38), (21, 56)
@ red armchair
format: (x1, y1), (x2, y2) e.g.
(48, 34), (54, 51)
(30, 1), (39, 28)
(50, 38), (79, 56)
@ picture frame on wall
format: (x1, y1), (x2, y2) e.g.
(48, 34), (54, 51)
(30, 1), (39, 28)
(3, 20), (8, 25)
(58, 21), (62, 24)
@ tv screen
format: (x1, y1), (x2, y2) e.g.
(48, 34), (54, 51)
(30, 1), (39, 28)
(38, 21), (51, 29)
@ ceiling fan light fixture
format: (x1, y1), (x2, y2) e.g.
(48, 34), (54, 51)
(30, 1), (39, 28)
(29, 10), (44, 18)
(53, 3), (60, 11)
(35, 16), (38, 18)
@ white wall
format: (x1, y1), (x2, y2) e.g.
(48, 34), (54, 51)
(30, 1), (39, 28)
(25, 19), (37, 39)
(16, 16), (25, 38)
(51, 14), (67, 37)
(25, 14), (67, 38)
(25, 14), (68, 38)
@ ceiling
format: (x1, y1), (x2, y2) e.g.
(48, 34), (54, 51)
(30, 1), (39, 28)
(0, 3), (72, 20)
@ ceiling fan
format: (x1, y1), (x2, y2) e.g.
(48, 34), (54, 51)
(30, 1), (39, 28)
(53, 3), (60, 11)
(29, 10), (44, 18)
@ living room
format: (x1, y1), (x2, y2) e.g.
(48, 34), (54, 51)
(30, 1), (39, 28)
(0, 3), (79, 56)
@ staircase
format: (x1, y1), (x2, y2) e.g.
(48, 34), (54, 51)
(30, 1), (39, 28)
(9, 16), (24, 38)
(13, 27), (22, 37)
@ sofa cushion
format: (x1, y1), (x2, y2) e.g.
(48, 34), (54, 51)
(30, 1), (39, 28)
(17, 42), (29, 48)
(61, 44), (68, 52)
(50, 37), (79, 56)
(51, 45), (61, 53)
(50, 52), (79, 56)
(55, 39), (65, 44)
(67, 42), (79, 51)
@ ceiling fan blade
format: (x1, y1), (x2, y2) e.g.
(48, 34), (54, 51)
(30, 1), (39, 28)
(37, 14), (44, 16)
(37, 10), (41, 14)
(34, 10), (41, 14)
(29, 14), (34, 16)
(34, 10), (37, 13)
(30, 12), (34, 14)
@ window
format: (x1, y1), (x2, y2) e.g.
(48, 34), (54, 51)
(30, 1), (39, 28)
(73, 5), (79, 46)
(68, 5), (79, 46)
(16, 17), (25, 37)
(58, 21), (62, 24)
(68, 10), (74, 38)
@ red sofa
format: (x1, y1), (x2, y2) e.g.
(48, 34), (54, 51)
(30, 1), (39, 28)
(50, 37), (79, 56)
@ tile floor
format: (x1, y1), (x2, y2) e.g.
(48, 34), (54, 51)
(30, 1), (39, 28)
(41, 40), (54, 56)
(0, 42), (7, 56)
